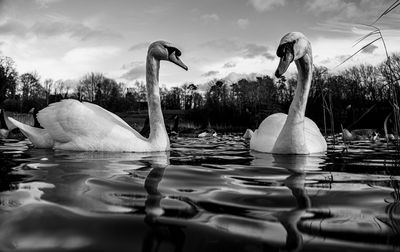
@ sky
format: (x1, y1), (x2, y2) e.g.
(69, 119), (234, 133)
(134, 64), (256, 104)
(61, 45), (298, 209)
(1, 0), (400, 89)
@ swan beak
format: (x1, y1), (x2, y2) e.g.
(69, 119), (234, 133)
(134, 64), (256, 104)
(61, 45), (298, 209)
(275, 52), (293, 78)
(168, 51), (188, 71)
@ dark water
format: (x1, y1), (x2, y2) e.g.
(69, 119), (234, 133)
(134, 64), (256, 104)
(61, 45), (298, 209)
(0, 136), (399, 252)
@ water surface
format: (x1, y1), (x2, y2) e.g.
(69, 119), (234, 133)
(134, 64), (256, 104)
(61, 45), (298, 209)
(0, 136), (399, 251)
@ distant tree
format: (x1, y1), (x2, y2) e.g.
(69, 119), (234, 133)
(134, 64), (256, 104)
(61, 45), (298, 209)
(19, 72), (43, 100)
(181, 83), (198, 109)
(0, 56), (18, 104)
(43, 78), (53, 105)
(78, 72), (104, 102)
(164, 87), (182, 109)
(19, 72), (46, 111)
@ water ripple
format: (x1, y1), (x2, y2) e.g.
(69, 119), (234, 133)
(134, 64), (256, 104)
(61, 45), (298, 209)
(0, 135), (399, 251)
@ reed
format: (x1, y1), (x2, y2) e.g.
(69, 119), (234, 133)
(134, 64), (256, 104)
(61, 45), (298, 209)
(338, 0), (400, 148)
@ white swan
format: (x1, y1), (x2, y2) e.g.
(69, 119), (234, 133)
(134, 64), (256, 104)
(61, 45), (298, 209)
(0, 108), (18, 138)
(243, 129), (254, 139)
(250, 32), (327, 154)
(9, 41), (188, 152)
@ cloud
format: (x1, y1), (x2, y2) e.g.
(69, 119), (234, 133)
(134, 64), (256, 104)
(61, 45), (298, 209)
(248, 0), (286, 12)
(242, 44), (274, 60)
(319, 58), (331, 65)
(121, 61), (144, 70)
(143, 5), (171, 14)
(202, 70), (219, 77)
(30, 20), (121, 41)
(201, 13), (220, 23)
(129, 42), (149, 51)
(304, 0), (352, 15)
(305, 0), (387, 31)
(0, 17), (121, 41)
(201, 38), (241, 52)
(336, 55), (351, 62)
(237, 18), (249, 29)
(362, 44), (378, 54)
(223, 62), (236, 68)
(0, 19), (28, 36)
(63, 46), (120, 64)
(222, 72), (259, 83)
(121, 62), (146, 80)
(35, 0), (63, 8)
(202, 39), (274, 60)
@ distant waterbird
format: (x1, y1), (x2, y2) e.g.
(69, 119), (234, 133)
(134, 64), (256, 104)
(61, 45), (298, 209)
(0, 108), (27, 139)
(384, 112), (398, 141)
(341, 125), (378, 142)
(243, 129), (254, 139)
(250, 32), (327, 154)
(8, 41), (188, 152)
(0, 109), (16, 138)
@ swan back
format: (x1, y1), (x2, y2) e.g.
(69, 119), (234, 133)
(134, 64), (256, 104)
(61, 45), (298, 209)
(250, 113), (287, 153)
(37, 99), (152, 151)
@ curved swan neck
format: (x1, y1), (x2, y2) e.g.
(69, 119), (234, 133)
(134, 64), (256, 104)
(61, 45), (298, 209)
(272, 48), (313, 154)
(288, 52), (312, 121)
(146, 55), (168, 142)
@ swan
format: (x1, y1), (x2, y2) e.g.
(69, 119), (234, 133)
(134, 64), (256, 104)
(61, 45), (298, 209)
(384, 112), (397, 141)
(250, 32), (327, 154)
(0, 108), (19, 138)
(342, 127), (378, 142)
(243, 129), (254, 139)
(8, 41), (188, 152)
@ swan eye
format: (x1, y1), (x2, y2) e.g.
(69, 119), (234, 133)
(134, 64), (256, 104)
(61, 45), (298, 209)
(165, 46), (182, 57)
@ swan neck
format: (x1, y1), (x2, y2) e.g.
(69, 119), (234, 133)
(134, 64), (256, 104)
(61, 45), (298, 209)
(288, 53), (312, 121)
(146, 56), (168, 142)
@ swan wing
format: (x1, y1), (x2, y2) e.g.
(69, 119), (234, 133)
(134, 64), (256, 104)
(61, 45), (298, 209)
(8, 117), (54, 148)
(250, 113), (286, 152)
(304, 117), (327, 153)
(37, 99), (148, 151)
(81, 102), (136, 133)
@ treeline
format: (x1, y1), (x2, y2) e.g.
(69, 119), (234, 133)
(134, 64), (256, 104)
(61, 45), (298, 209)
(1, 54), (399, 132)
(185, 54), (400, 132)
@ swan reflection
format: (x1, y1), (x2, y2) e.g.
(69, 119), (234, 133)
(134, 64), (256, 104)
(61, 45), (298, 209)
(208, 152), (325, 251)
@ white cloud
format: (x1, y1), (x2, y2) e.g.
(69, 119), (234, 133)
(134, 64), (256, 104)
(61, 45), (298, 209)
(222, 72), (259, 83)
(121, 62), (146, 80)
(202, 70), (219, 77)
(237, 18), (249, 29)
(248, 0), (286, 12)
(129, 42), (149, 51)
(201, 13), (220, 23)
(223, 61), (237, 68)
(35, 0), (64, 8)
(305, 0), (352, 14)
(63, 46), (120, 65)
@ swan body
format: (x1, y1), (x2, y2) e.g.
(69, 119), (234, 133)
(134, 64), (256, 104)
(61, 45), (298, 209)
(9, 41), (188, 152)
(250, 32), (327, 154)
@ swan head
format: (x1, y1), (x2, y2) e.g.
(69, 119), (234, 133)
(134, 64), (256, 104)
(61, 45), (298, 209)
(275, 32), (311, 78)
(148, 41), (188, 70)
